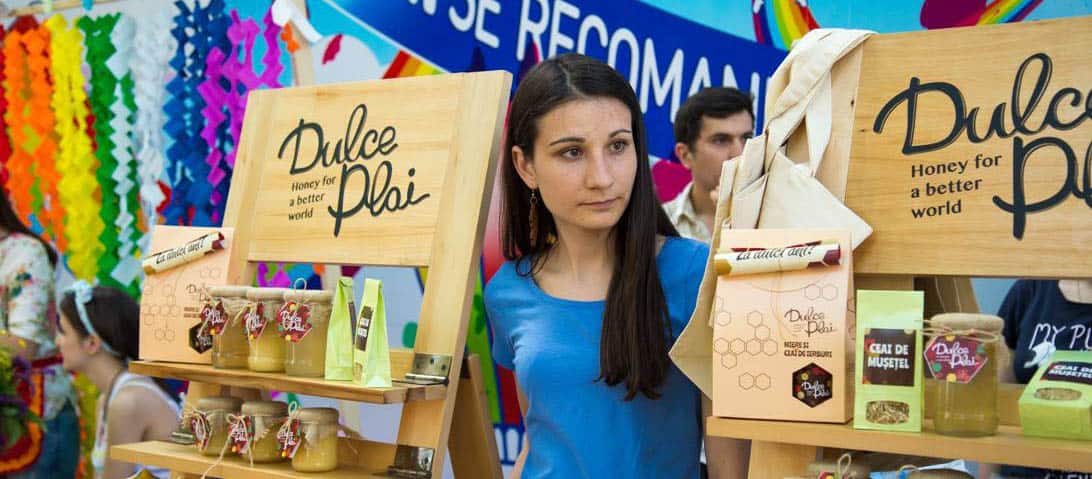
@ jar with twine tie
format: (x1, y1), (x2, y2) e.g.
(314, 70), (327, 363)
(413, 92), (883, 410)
(206, 286), (250, 369)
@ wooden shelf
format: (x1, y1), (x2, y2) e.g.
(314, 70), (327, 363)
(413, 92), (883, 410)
(112, 440), (395, 479)
(129, 361), (445, 404)
(707, 417), (1092, 472)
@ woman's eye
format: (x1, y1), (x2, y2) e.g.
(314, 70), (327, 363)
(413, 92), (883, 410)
(609, 140), (629, 153)
(560, 147), (581, 159)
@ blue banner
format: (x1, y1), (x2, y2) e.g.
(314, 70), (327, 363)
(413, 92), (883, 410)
(326, 0), (786, 158)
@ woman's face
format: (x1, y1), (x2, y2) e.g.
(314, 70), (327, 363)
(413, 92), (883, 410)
(55, 314), (92, 372)
(513, 97), (637, 235)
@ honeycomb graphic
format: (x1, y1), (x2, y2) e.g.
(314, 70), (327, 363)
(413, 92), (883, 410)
(737, 372), (772, 391)
(714, 306), (779, 371)
(141, 265), (225, 344)
(804, 283), (839, 302)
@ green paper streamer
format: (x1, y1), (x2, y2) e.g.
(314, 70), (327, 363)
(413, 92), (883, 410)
(79, 14), (123, 288)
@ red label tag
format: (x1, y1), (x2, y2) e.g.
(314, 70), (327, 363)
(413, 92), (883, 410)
(244, 303), (267, 340)
(189, 322), (213, 354)
(925, 335), (988, 383)
(228, 416), (253, 454)
(277, 418), (302, 459)
(277, 302), (312, 343)
(190, 413), (211, 452)
(201, 301), (229, 336)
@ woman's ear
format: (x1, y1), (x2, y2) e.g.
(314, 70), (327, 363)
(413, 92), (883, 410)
(83, 335), (104, 356)
(512, 145), (537, 190)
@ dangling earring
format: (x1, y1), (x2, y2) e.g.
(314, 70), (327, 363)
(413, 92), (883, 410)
(529, 189), (539, 245)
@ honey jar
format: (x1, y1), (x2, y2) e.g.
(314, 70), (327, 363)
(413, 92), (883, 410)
(207, 286), (250, 369)
(194, 396), (243, 456)
(290, 407), (340, 472)
(926, 313), (1003, 437)
(238, 401), (288, 463)
(281, 290), (334, 378)
(245, 288), (290, 372)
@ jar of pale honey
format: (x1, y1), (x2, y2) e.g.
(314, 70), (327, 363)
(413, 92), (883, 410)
(207, 286), (250, 369)
(927, 313), (1003, 437)
(281, 290), (334, 378)
(194, 396), (243, 456)
(239, 401), (288, 463)
(290, 407), (340, 472)
(245, 288), (290, 372)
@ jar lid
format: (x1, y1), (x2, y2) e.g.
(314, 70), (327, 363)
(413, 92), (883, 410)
(929, 313), (1003, 332)
(241, 400), (288, 416)
(285, 290), (334, 303)
(907, 470), (974, 479)
(246, 288), (291, 301)
(297, 407), (339, 424)
(207, 285), (250, 298)
(196, 396), (243, 412)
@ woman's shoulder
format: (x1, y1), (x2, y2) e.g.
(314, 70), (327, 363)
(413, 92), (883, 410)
(0, 233), (46, 255)
(484, 259), (529, 301)
(658, 236), (709, 274)
(109, 376), (175, 415)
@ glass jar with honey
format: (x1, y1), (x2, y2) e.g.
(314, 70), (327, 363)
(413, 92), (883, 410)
(927, 313), (1003, 437)
(280, 290), (334, 378)
(245, 288), (290, 372)
(290, 407), (340, 472)
(239, 400), (288, 463)
(207, 286), (250, 369)
(193, 396), (243, 456)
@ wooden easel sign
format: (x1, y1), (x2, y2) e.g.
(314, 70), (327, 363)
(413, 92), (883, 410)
(228, 74), (508, 268)
(845, 16), (1091, 277)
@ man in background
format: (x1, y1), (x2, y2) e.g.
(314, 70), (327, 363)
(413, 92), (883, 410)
(663, 87), (754, 243)
(665, 87), (755, 479)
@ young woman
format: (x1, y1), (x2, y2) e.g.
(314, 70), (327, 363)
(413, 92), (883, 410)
(55, 283), (180, 479)
(0, 190), (79, 477)
(485, 53), (716, 478)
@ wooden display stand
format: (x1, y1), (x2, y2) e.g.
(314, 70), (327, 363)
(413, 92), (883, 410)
(710, 16), (1092, 477)
(112, 66), (512, 477)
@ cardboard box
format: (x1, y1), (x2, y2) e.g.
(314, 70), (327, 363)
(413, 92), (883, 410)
(1019, 350), (1092, 441)
(139, 226), (234, 363)
(712, 229), (854, 423)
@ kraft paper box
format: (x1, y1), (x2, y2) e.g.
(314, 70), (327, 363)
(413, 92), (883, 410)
(711, 228), (854, 423)
(1019, 350), (1092, 441)
(139, 226), (234, 363)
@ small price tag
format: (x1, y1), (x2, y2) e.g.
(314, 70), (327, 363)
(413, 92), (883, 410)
(277, 418), (303, 459)
(244, 303), (267, 340)
(189, 322), (213, 354)
(190, 413), (211, 452)
(228, 416), (253, 454)
(201, 301), (229, 336)
(925, 335), (988, 384)
(277, 301), (312, 343)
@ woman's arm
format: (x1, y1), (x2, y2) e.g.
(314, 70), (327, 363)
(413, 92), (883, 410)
(102, 389), (150, 479)
(3, 240), (52, 359)
(510, 383), (529, 479)
(702, 396), (750, 478)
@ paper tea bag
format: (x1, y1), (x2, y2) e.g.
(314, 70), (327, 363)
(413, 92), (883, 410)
(853, 290), (924, 432)
(325, 277), (356, 381)
(353, 278), (392, 387)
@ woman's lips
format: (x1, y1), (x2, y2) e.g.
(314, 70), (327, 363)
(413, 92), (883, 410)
(581, 198), (618, 210)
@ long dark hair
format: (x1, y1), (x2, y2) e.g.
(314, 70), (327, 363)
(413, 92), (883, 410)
(0, 190), (58, 266)
(60, 286), (177, 399)
(501, 54), (679, 400)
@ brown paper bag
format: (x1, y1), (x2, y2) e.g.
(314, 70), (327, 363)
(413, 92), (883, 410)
(711, 229), (854, 423)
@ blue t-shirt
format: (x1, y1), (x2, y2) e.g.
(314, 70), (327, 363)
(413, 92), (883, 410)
(485, 237), (706, 479)
(997, 280), (1092, 479)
